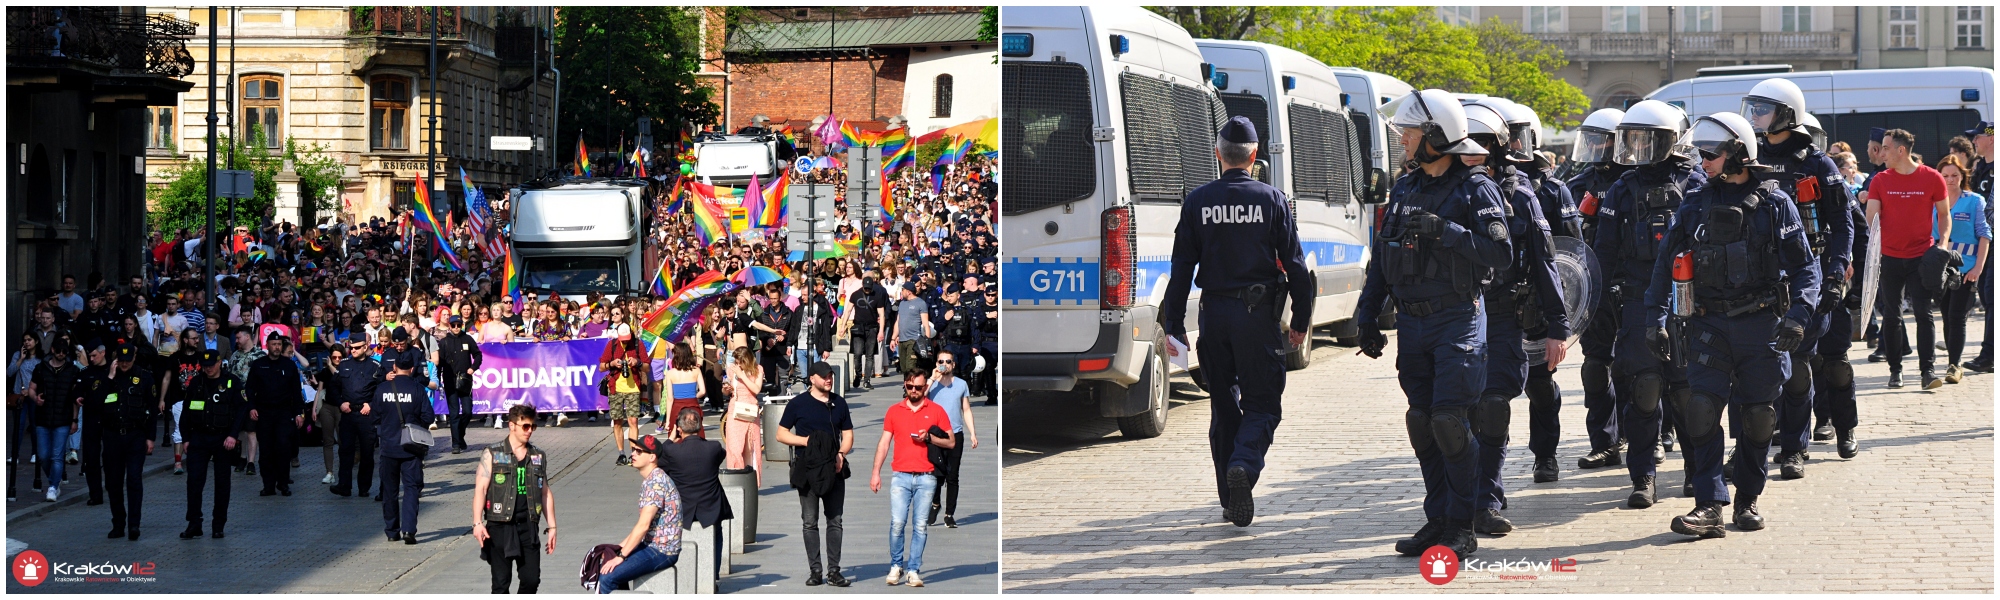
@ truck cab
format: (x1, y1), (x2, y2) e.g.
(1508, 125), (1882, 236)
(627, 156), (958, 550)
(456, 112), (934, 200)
(510, 180), (648, 302)
(692, 132), (781, 189)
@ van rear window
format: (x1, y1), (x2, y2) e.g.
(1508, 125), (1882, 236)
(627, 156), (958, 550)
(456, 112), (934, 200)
(1122, 73), (1225, 202)
(1002, 62), (1097, 216)
(1288, 103), (1358, 204)
(1218, 92), (1271, 157)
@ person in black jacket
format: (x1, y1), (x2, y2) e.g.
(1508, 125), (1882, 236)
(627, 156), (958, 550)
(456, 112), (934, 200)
(178, 350), (248, 539)
(330, 338), (381, 498)
(776, 362), (854, 587)
(788, 281), (837, 386)
(435, 316), (482, 454)
(246, 333), (305, 496)
(86, 345), (157, 540)
(660, 407), (733, 579)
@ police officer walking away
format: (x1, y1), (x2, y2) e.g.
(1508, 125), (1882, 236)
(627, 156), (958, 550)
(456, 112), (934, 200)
(330, 338), (381, 498)
(474, 404), (558, 593)
(247, 333), (304, 496)
(1458, 99), (1571, 536)
(1352, 90), (1513, 556)
(1494, 100), (1584, 488)
(1160, 115), (1315, 529)
(178, 350), (248, 539)
(1565, 108), (1632, 474)
(437, 315), (483, 454)
(1742, 78), (1856, 480)
(1592, 100), (1708, 505)
(1648, 112), (1821, 538)
(88, 345), (158, 540)
(376, 351), (435, 544)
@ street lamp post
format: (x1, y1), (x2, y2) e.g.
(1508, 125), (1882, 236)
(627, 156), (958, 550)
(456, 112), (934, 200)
(205, 6), (218, 310)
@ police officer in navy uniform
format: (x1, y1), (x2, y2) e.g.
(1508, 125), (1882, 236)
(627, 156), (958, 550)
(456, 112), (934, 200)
(1566, 108), (1633, 469)
(87, 344), (158, 540)
(1491, 100), (1584, 485)
(178, 350), (248, 539)
(1591, 100), (1709, 505)
(1741, 78), (1855, 479)
(1648, 112), (1821, 538)
(330, 337), (381, 498)
(1352, 90), (1513, 556)
(1457, 100), (1571, 536)
(376, 349), (435, 544)
(1160, 115), (1314, 528)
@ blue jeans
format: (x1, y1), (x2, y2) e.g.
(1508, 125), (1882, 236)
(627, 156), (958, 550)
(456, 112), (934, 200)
(794, 347), (814, 387)
(35, 425), (70, 489)
(888, 471), (938, 573)
(597, 544), (678, 593)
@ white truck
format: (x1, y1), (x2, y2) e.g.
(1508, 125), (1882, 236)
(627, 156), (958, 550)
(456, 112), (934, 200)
(691, 132), (781, 189)
(509, 180), (648, 302)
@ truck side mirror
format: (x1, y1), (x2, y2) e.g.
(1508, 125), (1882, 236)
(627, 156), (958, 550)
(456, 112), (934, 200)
(1253, 159), (1271, 185)
(1361, 168), (1391, 205)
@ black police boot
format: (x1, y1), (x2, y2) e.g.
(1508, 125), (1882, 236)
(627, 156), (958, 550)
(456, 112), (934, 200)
(1886, 371), (1905, 388)
(826, 568), (851, 587)
(180, 526), (202, 540)
(1436, 520), (1478, 556)
(1733, 493), (1766, 531)
(403, 531), (417, 545)
(1776, 451), (1805, 480)
(331, 486), (351, 497)
(107, 527), (126, 539)
(1837, 428), (1859, 459)
(1394, 517), (1449, 556)
(127, 529), (139, 542)
(1473, 509), (1513, 536)
(805, 571), (824, 586)
(212, 530), (225, 539)
(1531, 457), (1558, 483)
(1578, 447), (1621, 469)
(1628, 475), (1657, 509)
(1671, 503), (1728, 539)
(1963, 360), (1994, 374)
(1813, 420), (1835, 441)
(1224, 465), (1254, 527)
(1867, 348), (1886, 362)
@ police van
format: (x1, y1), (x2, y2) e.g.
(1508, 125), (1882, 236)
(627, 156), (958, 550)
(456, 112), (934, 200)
(1196, 40), (1380, 363)
(1645, 66), (1993, 165)
(1329, 66), (1416, 332)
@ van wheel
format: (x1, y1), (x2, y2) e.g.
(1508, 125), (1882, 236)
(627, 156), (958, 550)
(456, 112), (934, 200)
(1115, 344), (1169, 439)
(1283, 332), (1313, 371)
(1329, 319), (1360, 347)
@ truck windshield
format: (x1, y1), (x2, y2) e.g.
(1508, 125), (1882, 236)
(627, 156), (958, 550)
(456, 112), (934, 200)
(522, 257), (623, 294)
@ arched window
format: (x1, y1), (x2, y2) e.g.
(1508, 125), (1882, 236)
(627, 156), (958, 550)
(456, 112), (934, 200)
(371, 75), (411, 150)
(241, 75), (283, 148)
(933, 74), (953, 118)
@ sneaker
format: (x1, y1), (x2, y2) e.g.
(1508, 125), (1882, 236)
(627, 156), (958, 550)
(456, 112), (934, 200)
(826, 569), (850, 587)
(1733, 493), (1766, 531)
(1578, 447), (1622, 469)
(556, 413), (570, 427)
(1473, 508), (1513, 535)
(1922, 372), (1944, 390)
(945, 515), (958, 528)
(428, 421), (438, 431)
(1671, 503), (1728, 539)
(65, 449), (78, 465)
(886, 565), (905, 586)
(322, 472), (337, 485)
(45, 486), (59, 502)
(1394, 517), (1449, 556)
(1886, 372), (1905, 389)
(1628, 476), (1657, 508)
(588, 414), (598, 423)
(246, 462), (258, 476)
(1776, 451), (1805, 480)
(1837, 428), (1858, 459)
(1532, 457), (1558, 483)
(1945, 365), (1965, 384)
(173, 463), (185, 475)
(905, 570), (924, 588)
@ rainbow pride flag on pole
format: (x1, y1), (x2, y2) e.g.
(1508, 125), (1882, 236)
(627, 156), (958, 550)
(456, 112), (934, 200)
(500, 243), (522, 306)
(759, 171), (789, 228)
(880, 127), (914, 176)
(574, 133), (592, 177)
(688, 187), (729, 246)
(639, 270), (737, 344)
(412, 173), (464, 270)
(936, 133), (967, 167)
(648, 256), (674, 298)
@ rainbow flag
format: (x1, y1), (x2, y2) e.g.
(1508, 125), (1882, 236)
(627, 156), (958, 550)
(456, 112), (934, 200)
(306, 234), (323, 253)
(631, 145), (647, 178)
(688, 187), (728, 245)
(880, 128), (914, 176)
(639, 270), (737, 344)
(574, 134), (592, 177)
(412, 173), (464, 271)
(776, 124), (798, 149)
(760, 171), (789, 228)
(936, 134), (967, 167)
(648, 256), (674, 298)
(977, 118), (1000, 157)
(500, 243), (521, 304)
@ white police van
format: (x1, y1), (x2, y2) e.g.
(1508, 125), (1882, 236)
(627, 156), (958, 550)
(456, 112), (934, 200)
(1331, 67), (1416, 332)
(1645, 66), (1993, 166)
(1196, 40), (1383, 365)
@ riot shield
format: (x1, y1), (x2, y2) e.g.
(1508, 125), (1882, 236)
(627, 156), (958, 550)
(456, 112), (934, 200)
(1855, 214), (1883, 340)
(1527, 236), (1602, 366)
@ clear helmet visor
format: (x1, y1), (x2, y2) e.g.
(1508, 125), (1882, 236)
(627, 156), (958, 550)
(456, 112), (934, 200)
(1613, 128), (1677, 166)
(1571, 128), (1615, 164)
(1688, 119), (1740, 160)
(1738, 97), (1786, 134)
(1507, 123), (1536, 155)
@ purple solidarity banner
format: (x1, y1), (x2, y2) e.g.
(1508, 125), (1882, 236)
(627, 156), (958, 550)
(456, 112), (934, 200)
(464, 338), (613, 414)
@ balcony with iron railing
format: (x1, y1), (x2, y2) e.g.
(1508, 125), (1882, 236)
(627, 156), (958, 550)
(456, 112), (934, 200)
(6, 7), (195, 78)
(349, 6), (493, 52)
(1532, 31), (1851, 61)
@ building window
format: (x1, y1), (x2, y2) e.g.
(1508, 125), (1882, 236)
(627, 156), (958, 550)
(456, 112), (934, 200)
(392, 181), (415, 211)
(241, 75), (282, 148)
(372, 76), (410, 151)
(1437, 6), (1475, 27)
(1957, 6), (1986, 48)
(933, 74), (953, 118)
(1681, 6), (1717, 32)
(1525, 6), (1564, 33)
(1888, 6), (1919, 48)
(1606, 7), (1642, 33)
(1778, 6), (1814, 32)
(143, 107), (174, 149)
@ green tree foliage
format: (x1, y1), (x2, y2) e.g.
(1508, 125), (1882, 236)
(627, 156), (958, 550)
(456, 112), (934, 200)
(147, 126), (342, 236)
(1146, 6), (1315, 40)
(555, 7), (716, 152)
(1470, 18), (1591, 129)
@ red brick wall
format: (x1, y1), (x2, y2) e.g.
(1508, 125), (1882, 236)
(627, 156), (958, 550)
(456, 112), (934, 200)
(725, 49), (907, 132)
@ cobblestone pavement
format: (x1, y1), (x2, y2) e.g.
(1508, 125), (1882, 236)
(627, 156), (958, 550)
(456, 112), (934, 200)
(1002, 314), (1994, 593)
(6, 379), (997, 594)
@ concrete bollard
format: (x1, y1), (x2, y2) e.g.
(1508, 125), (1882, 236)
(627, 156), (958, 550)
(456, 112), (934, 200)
(761, 396), (790, 463)
(718, 467), (757, 551)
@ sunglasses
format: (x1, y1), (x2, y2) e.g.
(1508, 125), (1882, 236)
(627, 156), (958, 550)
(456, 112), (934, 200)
(511, 421), (536, 430)
(904, 383), (927, 391)
(938, 359), (954, 364)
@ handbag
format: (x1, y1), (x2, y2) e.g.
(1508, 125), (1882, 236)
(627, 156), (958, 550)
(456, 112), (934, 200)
(729, 399), (762, 423)
(392, 393), (434, 456)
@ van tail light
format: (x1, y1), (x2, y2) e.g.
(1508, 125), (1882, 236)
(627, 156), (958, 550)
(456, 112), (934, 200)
(1102, 205), (1136, 308)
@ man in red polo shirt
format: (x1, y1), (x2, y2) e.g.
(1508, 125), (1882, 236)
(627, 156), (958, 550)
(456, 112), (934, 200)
(870, 370), (956, 588)
(1865, 128), (1954, 389)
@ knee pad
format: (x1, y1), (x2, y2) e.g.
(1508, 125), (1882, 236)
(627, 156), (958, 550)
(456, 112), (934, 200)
(1525, 375), (1558, 404)
(1629, 371), (1663, 416)
(1580, 357), (1613, 395)
(1405, 408), (1436, 456)
(1679, 392), (1724, 445)
(1742, 402), (1776, 447)
(1783, 354), (1813, 398)
(1472, 395), (1511, 447)
(1430, 408), (1473, 461)
(1821, 358), (1854, 389)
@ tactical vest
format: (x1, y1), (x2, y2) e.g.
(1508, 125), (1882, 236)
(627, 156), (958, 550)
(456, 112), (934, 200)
(1621, 169), (1693, 264)
(1574, 167), (1622, 243)
(1380, 168), (1496, 300)
(944, 307), (972, 344)
(1690, 181), (1787, 313)
(184, 376), (242, 436)
(484, 443), (547, 524)
(98, 372), (154, 433)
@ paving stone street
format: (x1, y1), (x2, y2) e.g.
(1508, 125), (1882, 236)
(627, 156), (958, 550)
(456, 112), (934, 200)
(6, 380), (998, 594)
(1002, 314), (1995, 593)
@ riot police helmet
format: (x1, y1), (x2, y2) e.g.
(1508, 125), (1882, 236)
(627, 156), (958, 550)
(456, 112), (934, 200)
(1741, 77), (1808, 135)
(1690, 112), (1769, 175)
(1612, 100), (1690, 166)
(1461, 102), (1511, 156)
(1571, 108), (1624, 164)
(1798, 112), (1829, 152)
(1476, 98), (1543, 163)
(1383, 89), (1486, 159)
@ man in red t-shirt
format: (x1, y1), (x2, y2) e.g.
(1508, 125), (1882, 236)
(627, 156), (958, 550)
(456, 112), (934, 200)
(1863, 128), (1954, 389)
(870, 370), (956, 587)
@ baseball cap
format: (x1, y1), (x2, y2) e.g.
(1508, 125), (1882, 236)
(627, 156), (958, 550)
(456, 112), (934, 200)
(627, 434), (665, 457)
(447, 315), (464, 326)
(115, 344), (136, 362)
(198, 350), (222, 367)
(354, 278), (367, 287)
(1869, 127), (1887, 144)
(1968, 121), (1995, 138)
(808, 361), (836, 380)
